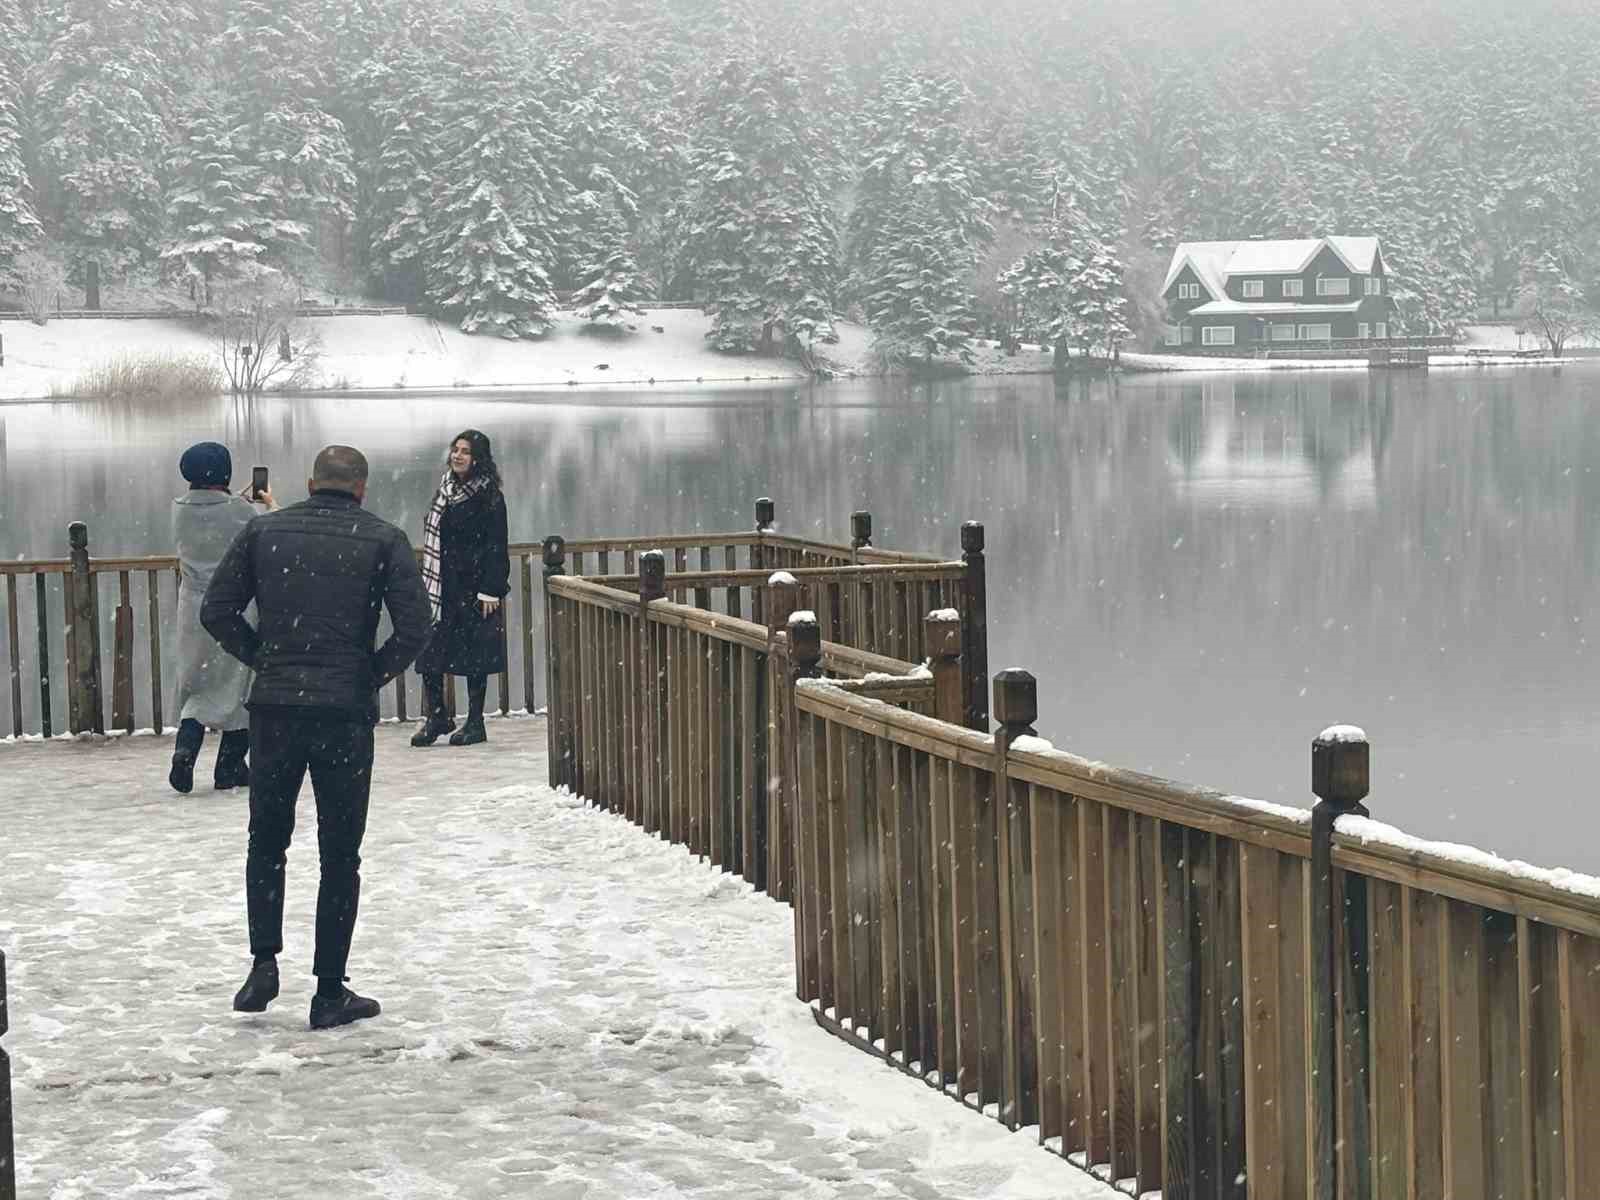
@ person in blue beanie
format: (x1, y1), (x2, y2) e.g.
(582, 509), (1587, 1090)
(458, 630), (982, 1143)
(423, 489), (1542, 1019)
(170, 441), (276, 794)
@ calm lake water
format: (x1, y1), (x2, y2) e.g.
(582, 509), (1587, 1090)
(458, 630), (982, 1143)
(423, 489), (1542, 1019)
(4, 367), (1599, 872)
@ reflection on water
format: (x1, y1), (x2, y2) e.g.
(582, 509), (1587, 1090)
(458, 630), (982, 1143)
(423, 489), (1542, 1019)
(4, 367), (1599, 871)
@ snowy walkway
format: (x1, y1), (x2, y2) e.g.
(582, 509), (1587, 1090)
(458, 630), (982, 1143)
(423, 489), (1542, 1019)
(1, 720), (1112, 1199)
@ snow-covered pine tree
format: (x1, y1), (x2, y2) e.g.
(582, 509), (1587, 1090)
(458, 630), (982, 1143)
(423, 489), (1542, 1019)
(846, 72), (992, 366)
(421, 6), (569, 338)
(0, 51), (43, 270)
(681, 55), (838, 355)
(568, 168), (647, 327)
(159, 88), (284, 307)
(212, 0), (356, 278)
(36, 0), (170, 275)
(368, 37), (444, 305)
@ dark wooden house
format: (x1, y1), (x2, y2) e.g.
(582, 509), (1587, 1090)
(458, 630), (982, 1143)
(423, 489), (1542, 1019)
(1161, 236), (1396, 351)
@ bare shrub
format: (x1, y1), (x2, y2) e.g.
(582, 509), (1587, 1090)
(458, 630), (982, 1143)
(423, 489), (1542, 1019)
(49, 352), (225, 400)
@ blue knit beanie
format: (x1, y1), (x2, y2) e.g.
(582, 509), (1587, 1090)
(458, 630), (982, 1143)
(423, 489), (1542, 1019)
(180, 442), (232, 488)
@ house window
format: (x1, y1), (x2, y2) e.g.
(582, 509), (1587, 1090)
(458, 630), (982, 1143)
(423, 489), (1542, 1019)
(1181, 325), (1194, 345)
(1375, 322), (1388, 339)
(1177, 282), (1200, 300)
(1270, 323), (1298, 342)
(1358, 323), (1370, 339)
(1165, 325), (1182, 346)
(1242, 279), (1264, 298)
(1298, 323), (1333, 341)
(1365, 277), (1382, 295)
(1201, 326), (1236, 346)
(1282, 279), (1304, 297)
(1316, 277), (1351, 297)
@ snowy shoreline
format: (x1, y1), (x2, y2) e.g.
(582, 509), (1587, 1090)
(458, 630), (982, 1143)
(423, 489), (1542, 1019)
(0, 310), (1584, 403)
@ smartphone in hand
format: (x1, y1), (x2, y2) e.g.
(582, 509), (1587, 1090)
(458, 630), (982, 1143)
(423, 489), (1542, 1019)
(251, 466), (269, 501)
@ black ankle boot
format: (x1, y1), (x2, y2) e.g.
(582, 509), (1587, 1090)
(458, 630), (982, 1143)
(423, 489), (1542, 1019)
(169, 719), (205, 794)
(232, 959), (280, 1012)
(214, 729), (250, 790)
(449, 676), (488, 745)
(411, 674), (454, 746)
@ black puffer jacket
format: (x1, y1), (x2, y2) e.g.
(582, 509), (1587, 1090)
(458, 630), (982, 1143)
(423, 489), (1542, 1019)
(201, 490), (432, 720)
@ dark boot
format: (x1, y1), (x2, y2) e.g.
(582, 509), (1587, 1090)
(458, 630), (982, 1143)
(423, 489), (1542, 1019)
(310, 982), (381, 1030)
(168, 719), (205, 794)
(449, 675), (487, 746)
(213, 728), (250, 791)
(232, 958), (280, 1012)
(410, 674), (454, 746)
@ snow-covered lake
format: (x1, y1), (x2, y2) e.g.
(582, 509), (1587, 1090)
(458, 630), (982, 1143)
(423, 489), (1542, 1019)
(4, 367), (1600, 871)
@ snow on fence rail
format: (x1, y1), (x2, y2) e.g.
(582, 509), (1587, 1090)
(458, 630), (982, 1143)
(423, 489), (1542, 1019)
(544, 518), (1600, 1200)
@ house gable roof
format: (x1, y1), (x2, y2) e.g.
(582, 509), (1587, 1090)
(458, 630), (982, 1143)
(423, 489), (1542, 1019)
(1162, 236), (1383, 296)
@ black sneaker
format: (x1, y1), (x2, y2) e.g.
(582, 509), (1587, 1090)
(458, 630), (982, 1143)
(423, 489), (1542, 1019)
(410, 715), (455, 747)
(232, 960), (280, 1012)
(448, 719), (487, 747)
(168, 749), (197, 794)
(309, 986), (382, 1030)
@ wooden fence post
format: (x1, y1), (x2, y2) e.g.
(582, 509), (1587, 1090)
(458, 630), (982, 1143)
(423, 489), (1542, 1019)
(925, 610), (963, 725)
(753, 497), (775, 626)
(786, 611), (823, 1002)
(763, 571), (802, 897)
(639, 550), (666, 836)
(959, 521), (989, 733)
(994, 669), (1040, 1132)
(1311, 724), (1371, 1200)
(850, 510), (872, 560)
(541, 535), (566, 786)
(67, 521), (104, 734)
(1, 948), (12, 1200)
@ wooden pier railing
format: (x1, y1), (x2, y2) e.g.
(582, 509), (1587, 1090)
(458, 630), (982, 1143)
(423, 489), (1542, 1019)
(543, 521), (1600, 1200)
(541, 517), (987, 899)
(2, 498), (957, 742)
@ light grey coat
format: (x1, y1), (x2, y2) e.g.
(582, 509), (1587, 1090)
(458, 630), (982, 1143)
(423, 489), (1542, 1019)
(174, 490), (257, 730)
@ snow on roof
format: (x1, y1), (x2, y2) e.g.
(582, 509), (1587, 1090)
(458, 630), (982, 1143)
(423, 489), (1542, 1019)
(1162, 236), (1384, 297)
(1187, 300), (1364, 317)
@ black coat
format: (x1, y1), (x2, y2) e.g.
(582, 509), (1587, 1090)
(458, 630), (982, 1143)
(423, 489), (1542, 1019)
(415, 486), (510, 677)
(201, 490), (433, 722)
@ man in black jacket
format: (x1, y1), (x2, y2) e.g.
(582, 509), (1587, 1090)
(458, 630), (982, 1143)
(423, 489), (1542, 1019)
(202, 444), (431, 1029)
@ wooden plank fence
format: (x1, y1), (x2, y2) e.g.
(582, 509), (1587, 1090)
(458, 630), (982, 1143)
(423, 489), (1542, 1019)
(541, 516), (1600, 1200)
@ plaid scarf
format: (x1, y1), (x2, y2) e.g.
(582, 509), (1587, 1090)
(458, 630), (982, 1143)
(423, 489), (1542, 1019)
(421, 469), (491, 623)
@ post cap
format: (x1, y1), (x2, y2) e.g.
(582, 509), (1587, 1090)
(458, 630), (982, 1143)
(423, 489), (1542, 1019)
(755, 497), (775, 529)
(851, 510), (872, 546)
(961, 521), (985, 554)
(993, 668), (1037, 730)
(1312, 724), (1370, 810)
(923, 610), (962, 658)
(787, 610), (821, 664)
(541, 535), (566, 567)
(69, 520), (88, 549)
(639, 549), (666, 598)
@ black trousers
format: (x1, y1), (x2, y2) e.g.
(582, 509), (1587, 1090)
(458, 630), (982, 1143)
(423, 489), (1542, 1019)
(246, 711), (375, 979)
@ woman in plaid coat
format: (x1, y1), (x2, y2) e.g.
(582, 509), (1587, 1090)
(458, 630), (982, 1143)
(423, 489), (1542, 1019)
(411, 430), (510, 747)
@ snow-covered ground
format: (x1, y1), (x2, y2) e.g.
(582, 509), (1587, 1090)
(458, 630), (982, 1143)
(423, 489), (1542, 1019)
(0, 720), (1113, 1198)
(0, 309), (885, 402)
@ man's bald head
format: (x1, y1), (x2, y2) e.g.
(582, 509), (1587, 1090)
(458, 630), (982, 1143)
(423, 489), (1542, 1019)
(309, 445), (369, 503)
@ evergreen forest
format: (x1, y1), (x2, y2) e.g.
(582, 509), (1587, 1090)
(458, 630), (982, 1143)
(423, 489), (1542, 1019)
(1, 0), (1596, 363)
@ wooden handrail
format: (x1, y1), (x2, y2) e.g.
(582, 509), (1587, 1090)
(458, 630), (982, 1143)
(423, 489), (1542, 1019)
(590, 562), (965, 590)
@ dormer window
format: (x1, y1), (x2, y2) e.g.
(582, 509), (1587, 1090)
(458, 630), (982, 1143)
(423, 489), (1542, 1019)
(1364, 277), (1382, 295)
(1242, 279), (1264, 298)
(1282, 279), (1304, 297)
(1177, 282), (1201, 300)
(1316, 276), (1351, 297)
